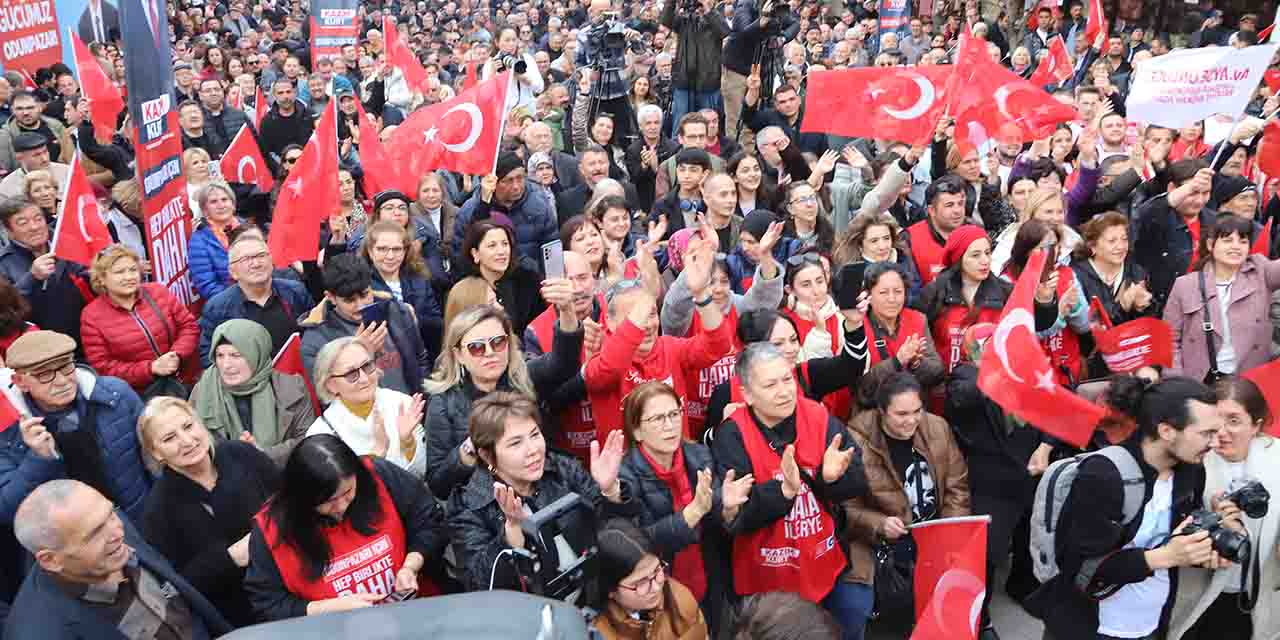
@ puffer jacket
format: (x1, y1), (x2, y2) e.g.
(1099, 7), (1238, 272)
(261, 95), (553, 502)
(297, 293), (429, 396)
(80, 283), (200, 392)
(447, 451), (623, 591)
(841, 409), (970, 585)
(188, 222), (236, 301)
(451, 185), (559, 271)
(423, 322), (584, 499)
(0, 367), (151, 524)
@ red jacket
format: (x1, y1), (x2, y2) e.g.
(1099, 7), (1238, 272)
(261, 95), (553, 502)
(584, 315), (733, 443)
(81, 283), (200, 391)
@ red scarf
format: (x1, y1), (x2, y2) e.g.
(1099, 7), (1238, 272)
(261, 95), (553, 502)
(638, 445), (707, 601)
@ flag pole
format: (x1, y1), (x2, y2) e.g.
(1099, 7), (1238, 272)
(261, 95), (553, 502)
(908, 515), (993, 530)
(1209, 114), (1244, 170)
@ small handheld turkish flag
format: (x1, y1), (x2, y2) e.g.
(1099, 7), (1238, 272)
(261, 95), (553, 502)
(253, 86), (267, 129)
(1083, 0), (1106, 46)
(70, 30), (125, 143)
(0, 392), (20, 432)
(1028, 36), (1073, 87)
(219, 126), (274, 192)
(802, 67), (951, 145)
(1259, 122), (1280, 178)
(976, 248), (1105, 448)
(52, 154), (114, 266)
(386, 71), (512, 177)
(272, 332), (322, 414)
(354, 100), (401, 196)
(269, 100), (339, 268)
(910, 516), (991, 640)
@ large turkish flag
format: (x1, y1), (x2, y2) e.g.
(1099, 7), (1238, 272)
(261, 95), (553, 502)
(385, 71), (512, 177)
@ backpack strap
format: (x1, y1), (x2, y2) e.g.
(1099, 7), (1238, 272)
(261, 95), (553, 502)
(1073, 446), (1146, 596)
(1198, 270), (1219, 378)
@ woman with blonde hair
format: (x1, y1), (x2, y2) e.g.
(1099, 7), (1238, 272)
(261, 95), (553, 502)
(422, 295), (583, 498)
(80, 244), (199, 394)
(183, 147), (214, 221)
(991, 187), (1082, 276)
(409, 172), (458, 290)
(442, 276), (499, 343)
(23, 169), (58, 220)
(139, 397), (279, 628)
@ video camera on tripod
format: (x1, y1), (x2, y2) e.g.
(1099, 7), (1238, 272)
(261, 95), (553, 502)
(506, 492), (600, 605)
(587, 13), (645, 65)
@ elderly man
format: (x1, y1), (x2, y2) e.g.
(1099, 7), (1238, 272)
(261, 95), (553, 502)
(451, 152), (559, 269)
(0, 132), (69, 199)
(0, 331), (151, 525)
(555, 145), (639, 225)
(0, 200), (88, 345)
(6, 480), (232, 640)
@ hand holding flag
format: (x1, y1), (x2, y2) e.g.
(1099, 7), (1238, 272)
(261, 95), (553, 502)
(384, 71), (512, 177)
(51, 153), (113, 266)
(272, 332), (322, 414)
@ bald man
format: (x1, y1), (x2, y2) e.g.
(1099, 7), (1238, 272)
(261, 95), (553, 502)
(7, 480), (232, 640)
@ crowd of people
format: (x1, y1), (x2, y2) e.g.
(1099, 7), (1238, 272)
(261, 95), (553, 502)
(0, 0), (1278, 638)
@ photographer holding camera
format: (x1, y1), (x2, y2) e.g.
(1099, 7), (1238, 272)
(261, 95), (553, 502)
(576, 0), (645, 144)
(1168, 377), (1280, 640)
(1026, 376), (1243, 640)
(660, 0), (729, 142)
(722, 0), (798, 141)
(483, 26), (545, 112)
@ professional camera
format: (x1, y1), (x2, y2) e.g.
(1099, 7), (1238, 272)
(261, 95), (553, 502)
(498, 54), (528, 74)
(509, 493), (599, 604)
(1180, 509), (1251, 564)
(1223, 480), (1271, 519)
(769, 1), (790, 19)
(588, 16), (646, 60)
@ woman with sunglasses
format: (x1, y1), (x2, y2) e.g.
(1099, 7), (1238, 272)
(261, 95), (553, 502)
(306, 337), (427, 477)
(590, 519), (709, 640)
(423, 297), (582, 499)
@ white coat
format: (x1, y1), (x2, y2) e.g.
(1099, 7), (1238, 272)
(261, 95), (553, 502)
(306, 387), (426, 478)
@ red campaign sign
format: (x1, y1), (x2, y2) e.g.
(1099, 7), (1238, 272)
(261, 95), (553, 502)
(309, 15), (357, 59)
(0, 0), (62, 82)
(137, 110), (196, 308)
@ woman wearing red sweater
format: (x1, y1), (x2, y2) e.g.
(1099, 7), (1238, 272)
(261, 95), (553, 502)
(81, 245), (199, 393)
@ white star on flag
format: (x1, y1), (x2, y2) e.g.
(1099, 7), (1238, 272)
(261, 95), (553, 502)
(1035, 369), (1057, 392)
(423, 127), (438, 144)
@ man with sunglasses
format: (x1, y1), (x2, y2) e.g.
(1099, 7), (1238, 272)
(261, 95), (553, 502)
(0, 330), (152, 534)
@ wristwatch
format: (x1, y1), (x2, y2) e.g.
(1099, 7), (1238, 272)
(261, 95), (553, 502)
(695, 295), (714, 307)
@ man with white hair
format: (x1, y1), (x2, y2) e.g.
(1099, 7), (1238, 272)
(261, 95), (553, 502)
(625, 103), (680, 211)
(6, 480), (232, 640)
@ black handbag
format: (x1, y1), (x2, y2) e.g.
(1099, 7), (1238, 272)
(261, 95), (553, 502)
(871, 535), (917, 621)
(1198, 271), (1224, 385)
(138, 288), (190, 401)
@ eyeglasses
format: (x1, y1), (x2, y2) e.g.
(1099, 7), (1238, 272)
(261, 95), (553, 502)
(379, 203), (410, 213)
(31, 362), (75, 384)
(640, 409), (683, 428)
(461, 334), (509, 357)
(371, 244), (407, 256)
(333, 360), (377, 384)
(618, 561), (668, 595)
(283, 155), (301, 164)
(789, 194), (818, 206)
(230, 250), (269, 266)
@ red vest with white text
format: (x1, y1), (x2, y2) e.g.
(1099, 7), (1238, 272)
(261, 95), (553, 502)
(907, 221), (947, 286)
(684, 305), (741, 441)
(782, 307), (851, 420)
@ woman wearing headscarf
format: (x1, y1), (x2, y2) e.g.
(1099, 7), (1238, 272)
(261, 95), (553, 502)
(189, 319), (317, 465)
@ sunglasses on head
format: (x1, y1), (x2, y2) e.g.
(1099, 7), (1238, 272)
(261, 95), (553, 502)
(461, 334), (509, 357)
(786, 253), (823, 267)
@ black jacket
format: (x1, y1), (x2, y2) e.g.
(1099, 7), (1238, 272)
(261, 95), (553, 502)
(741, 101), (827, 156)
(660, 1), (728, 92)
(0, 243), (90, 354)
(1070, 257), (1153, 329)
(722, 0), (798, 76)
(625, 137), (680, 212)
(944, 363), (1045, 502)
(1077, 167), (1145, 222)
(447, 451), (624, 592)
(424, 322), (584, 498)
(258, 103), (314, 165)
(244, 458), (448, 622)
(1025, 440), (1205, 638)
(141, 441), (280, 628)
(1131, 195), (1215, 316)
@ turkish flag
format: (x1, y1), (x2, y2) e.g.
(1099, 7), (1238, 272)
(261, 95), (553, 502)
(1260, 122), (1280, 178)
(253, 86), (267, 129)
(354, 99), (402, 196)
(51, 153), (114, 266)
(976, 248), (1106, 448)
(1028, 36), (1074, 87)
(1083, 0), (1106, 46)
(219, 126), (274, 192)
(802, 67), (951, 145)
(1244, 359), (1280, 436)
(1264, 70), (1280, 95)
(948, 35), (1079, 148)
(0, 392), (20, 431)
(269, 100), (339, 268)
(1254, 217), (1274, 257)
(910, 516), (990, 640)
(70, 31), (125, 143)
(463, 61), (479, 91)
(272, 332), (322, 414)
(385, 71), (512, 177)
(384, 16), (431, 93)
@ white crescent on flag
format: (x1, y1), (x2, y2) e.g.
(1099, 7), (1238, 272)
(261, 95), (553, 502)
(991, 308), (1034, 383)
(76, 195), (96, 242)
(237, 156), (256, 184)
(882, 73), (936, 121)
(440, 102), (484, 153)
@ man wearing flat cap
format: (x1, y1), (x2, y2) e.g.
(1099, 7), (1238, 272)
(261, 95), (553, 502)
(0, 330), (151, 528)
(1213, 175), (1260, 220)
(0, 132), (70, 200)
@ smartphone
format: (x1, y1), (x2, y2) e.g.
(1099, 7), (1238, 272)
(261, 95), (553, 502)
(835, 261), (867, 310)
(542, 239), (565, 279)
(379, 590), (415, 604)
(359, 299), (391, 325)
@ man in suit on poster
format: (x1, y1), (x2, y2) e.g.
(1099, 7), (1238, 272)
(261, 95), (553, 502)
(78, 0), (120, 44)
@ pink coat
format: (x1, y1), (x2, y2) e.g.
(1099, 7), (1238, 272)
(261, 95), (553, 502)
(1163, 255), (1280, 382)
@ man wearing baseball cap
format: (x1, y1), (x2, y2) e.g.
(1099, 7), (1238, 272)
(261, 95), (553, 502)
(0, 330), (151, 527)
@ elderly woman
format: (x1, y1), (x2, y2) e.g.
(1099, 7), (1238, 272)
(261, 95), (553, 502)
(1070, 211), (1153, 332)
(23, 169), (58, 221)
(307, 337), (427, 477)
(423, 297), (582, 498)
(140, 397), (280, 628)
(447, 391), (626, 593)
(189, 319), (316, 464)
(861, 263), (944, 387)
(832, 212), (923, 307)
(188, 181), (243, 300)
(184, 147), (214, 221)
(409, 173), (458, 289)
(80, 244), (199, 394)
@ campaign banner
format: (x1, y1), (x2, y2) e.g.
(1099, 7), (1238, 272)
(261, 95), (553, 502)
(1127, 43), (1280, 129)
(0, 0), (63, 83)
(119, 0), (195, 307)
(878, 0), (911, 35)
(310, 0), (358, 60)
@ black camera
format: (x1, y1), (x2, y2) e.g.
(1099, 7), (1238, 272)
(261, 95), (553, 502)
(770, 1), (790, 19)
(499, 54), (528, 74)
(1180, 509), (1251, 564)
(1223, 480), (1271, 520)
(510, 493), (599, 604)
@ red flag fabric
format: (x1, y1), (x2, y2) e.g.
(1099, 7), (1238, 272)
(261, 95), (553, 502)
(219, 126), (275, 192)
(272, 332), (322, 414)
(70, 31), (125, 143)
(269, 100), (339, 268)
(0, 392), (20, 431)
(1264, 70), (1280, 94)
(948, 35), (1079, 148)
(910, 516), (990, 640)
(802, 67), (951, 145)
(976, 249), (1106, 448)
(463, 61), (479, 90)
(1025, 0), (1060, 31)
(1028, 36), (1074, 87)
(1083, 0), (1106, 47)
(1094, 318), (1174, 374)
(1255, 217), (1274, 257)
(254, 86), (267, 129)
(354, 99), (401, 195)
(51, 154), (114, 266)
(383, 16), (431, 94)
(1244, 359), (1280, 436)
(385, 71), (512, 177)
(1260, 122), (1280, 178)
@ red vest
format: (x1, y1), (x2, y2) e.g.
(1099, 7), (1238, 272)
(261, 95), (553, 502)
(529, 300), (606, 464)
(907, 221), (947, 287)
(729, 400), (846, 602)
(864, 309), (928, 366)
(930, 301), (1001, 414)
(684, 305), (741, 441)
(782, 308), (851, 421)
(1041, 266), (1084, 386)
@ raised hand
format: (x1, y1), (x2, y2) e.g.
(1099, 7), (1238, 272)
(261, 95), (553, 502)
(895, 334), (922, 368)
(355, 321), (389, 356)
(821, 433), (855, 483)
(647, 217), (668, 245)
(480, 173), (498, 203)
(780, 444), (803, 499)
(841, 143), (868, 169)
(814, 149), (839, 176)
(582, 317), (603, 356)
(396, 394), (425, 443)
(19, 417), (56, 459)
(370, 406), (391, 458)
(590, 429), (627, 499)
(746, 64), (762, 92)
(721, 468), (754, 510)
(683, 468), (714, 527)
(541, 278), (576, 312)
(495, 482), (528, 547)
